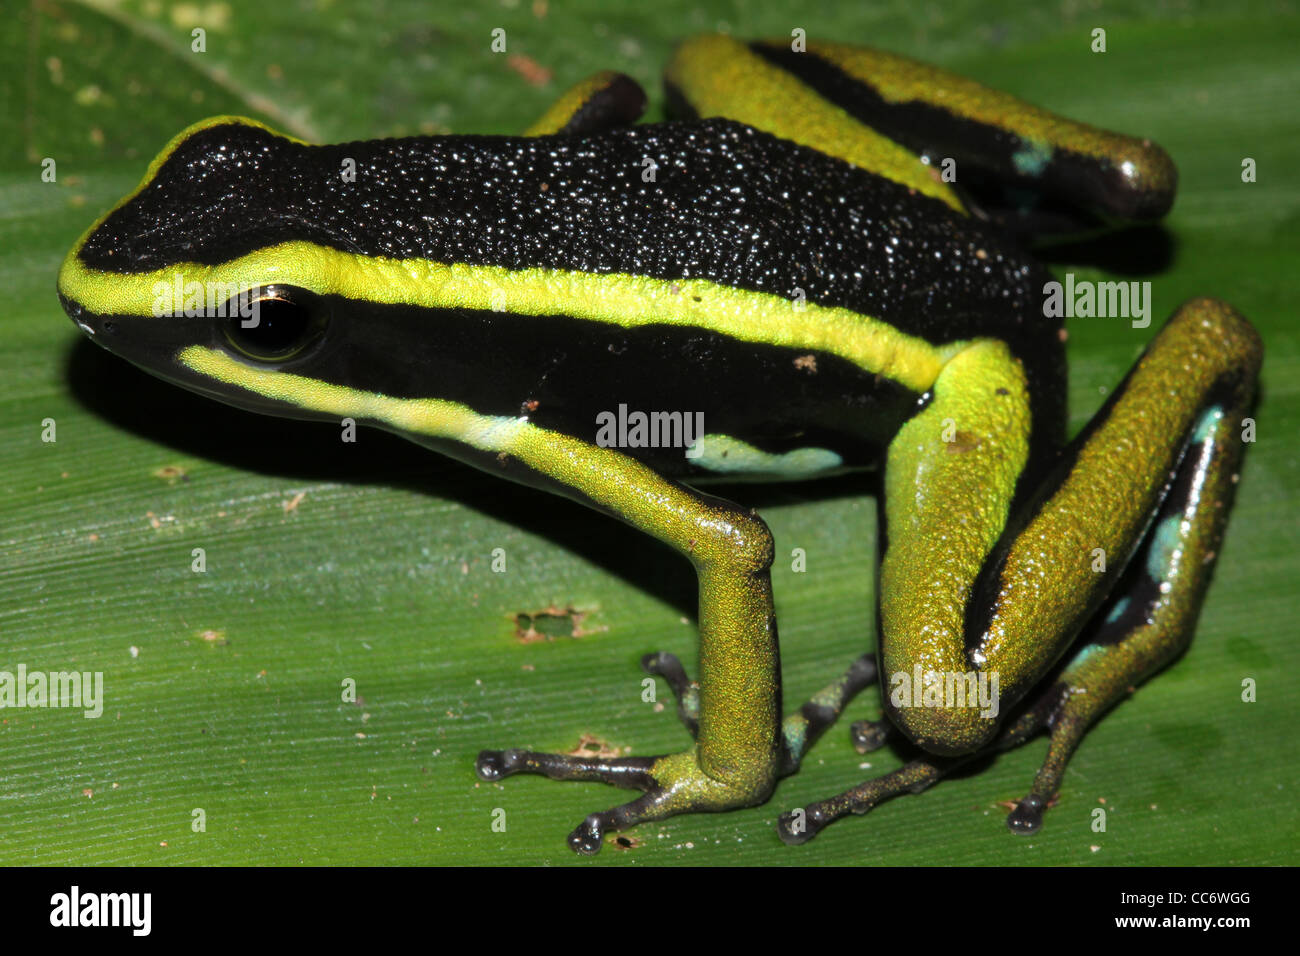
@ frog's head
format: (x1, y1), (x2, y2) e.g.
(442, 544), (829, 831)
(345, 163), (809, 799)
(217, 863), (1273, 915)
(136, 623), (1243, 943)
(56, 117), (473, 429)
(56, 118), (340, 414)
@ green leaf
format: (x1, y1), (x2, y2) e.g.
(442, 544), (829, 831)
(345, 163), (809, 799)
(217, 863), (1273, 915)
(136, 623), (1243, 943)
(2, 0), (1296, 864)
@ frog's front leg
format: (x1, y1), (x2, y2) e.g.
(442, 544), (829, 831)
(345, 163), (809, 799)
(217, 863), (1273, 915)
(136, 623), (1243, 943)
(781, 298), (1261, 844)
(522, 70), (647, 137)
(642, 648), (881, 775)
(471, 426), (811, 853)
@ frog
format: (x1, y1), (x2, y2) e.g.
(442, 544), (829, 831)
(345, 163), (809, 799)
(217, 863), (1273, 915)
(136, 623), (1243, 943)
(56, 33), (1261, 854)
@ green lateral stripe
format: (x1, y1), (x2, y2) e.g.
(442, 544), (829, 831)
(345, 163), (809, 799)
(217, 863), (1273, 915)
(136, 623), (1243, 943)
(181, 345), (532, 448)
(666, 34), (964, 212)
(177, 346), (763, 564)
(60, 242), (952, 392)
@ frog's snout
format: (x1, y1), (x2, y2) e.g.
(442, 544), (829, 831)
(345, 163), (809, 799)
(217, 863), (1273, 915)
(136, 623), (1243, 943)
(58, 292), (90, 332)
(58, 292), (113, 342)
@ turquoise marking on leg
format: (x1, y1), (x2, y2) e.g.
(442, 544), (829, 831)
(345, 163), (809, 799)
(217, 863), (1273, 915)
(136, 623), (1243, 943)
(1012, 141), (1052, 177)
(1146, 515), (1184, 590)
(1103, 595), (1131, 625)
(1144, 406), (1226, 587)
(1192, 406), (1225, 445)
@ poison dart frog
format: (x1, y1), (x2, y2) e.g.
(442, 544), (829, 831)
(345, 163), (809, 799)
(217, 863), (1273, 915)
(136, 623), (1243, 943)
(57, 34), (1261, 854)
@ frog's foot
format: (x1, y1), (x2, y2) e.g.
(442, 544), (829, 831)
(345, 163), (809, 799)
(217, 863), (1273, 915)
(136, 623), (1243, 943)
(640, 651), (699, 737)
(476, 652), (878, 853)
(778, 653), (879, 775)
(775, 642), (1154, 845)
(776, 685), (1054, 845)
(475, 746), (774, 854)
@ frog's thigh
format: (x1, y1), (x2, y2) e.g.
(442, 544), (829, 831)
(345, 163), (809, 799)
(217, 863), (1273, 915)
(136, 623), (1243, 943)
(876, 337), (1034, 754)
(474, 427), (783, 852)
(886, 299), (1261, 756)
(768, 39), (1177, 228)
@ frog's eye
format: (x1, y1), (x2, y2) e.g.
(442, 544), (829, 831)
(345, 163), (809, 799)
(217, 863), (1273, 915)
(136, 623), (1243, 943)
(221, 285), (328, 363)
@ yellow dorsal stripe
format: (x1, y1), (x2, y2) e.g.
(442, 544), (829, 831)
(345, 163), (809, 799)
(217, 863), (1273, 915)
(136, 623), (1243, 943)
(60, 241), (952, 393)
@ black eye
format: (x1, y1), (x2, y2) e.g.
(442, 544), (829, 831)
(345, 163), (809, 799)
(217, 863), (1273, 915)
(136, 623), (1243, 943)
(221, 285), (327, 362)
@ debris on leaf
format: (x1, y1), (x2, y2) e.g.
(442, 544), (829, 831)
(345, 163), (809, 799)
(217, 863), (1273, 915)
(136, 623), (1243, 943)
(566, 733), (627, 760)
(514, 605), (606, 642)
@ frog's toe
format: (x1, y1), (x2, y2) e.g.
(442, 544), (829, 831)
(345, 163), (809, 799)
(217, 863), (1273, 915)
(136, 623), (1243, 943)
(849, 717), (893, 753)
(474, 746), (659, 788)
(769, 790), (842, 842)
(568, 815), (605, 855)
(779, 653), (880, 774)
(474, 748), (516, 781)
(777, 757), (955, 844)
(641, 650), (700, 737)
(566, 793), (664, 854)
(776, 805), (835, 845)
(1006, 794), (1047, 834)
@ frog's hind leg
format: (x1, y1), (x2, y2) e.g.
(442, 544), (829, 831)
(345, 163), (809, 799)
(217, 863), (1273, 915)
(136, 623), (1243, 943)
(776, 677), (1062, 844)
(783, 498), (1244, 848)
(779, 297), (1261, 845)
(733, 37), (1177, 238)
(1005, 382), (1256, 832)
(780, 573), (1217, 848)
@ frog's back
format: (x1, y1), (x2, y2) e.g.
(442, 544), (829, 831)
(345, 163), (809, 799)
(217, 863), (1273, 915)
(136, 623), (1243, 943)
(76, 118), (1063, 474)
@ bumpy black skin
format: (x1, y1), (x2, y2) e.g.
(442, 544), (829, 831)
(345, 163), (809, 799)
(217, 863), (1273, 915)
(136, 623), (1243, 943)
(78, 119), (1064, 474)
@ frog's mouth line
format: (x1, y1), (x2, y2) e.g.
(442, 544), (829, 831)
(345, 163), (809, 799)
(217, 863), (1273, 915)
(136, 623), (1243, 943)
(58, 293), (310, 420)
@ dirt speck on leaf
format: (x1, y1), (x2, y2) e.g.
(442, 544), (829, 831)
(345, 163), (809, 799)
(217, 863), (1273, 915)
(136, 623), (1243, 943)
(567, 733), (627, 760)
(514, 605), (606, 642)
(152, 464), (189, 484)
